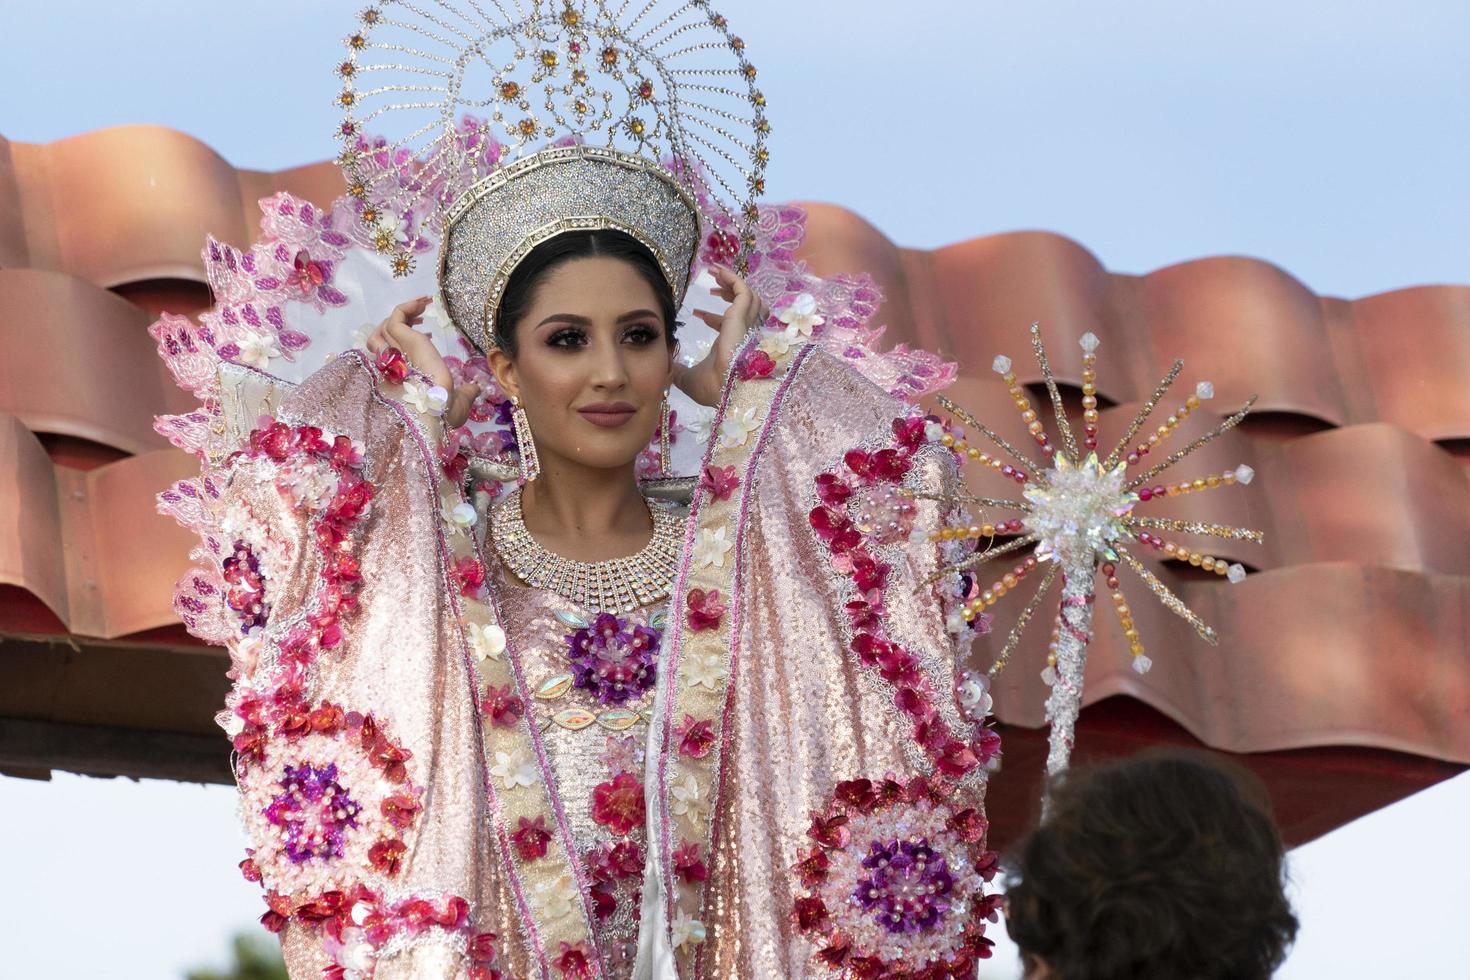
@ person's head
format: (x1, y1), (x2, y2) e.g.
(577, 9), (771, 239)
(486, 229), (680, 476)
(1004, 749), (1297, 980)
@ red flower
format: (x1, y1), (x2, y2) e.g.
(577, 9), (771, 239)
(793, 845), (829, 886)
(808, 505), (850, 542)
(892, 415), (927, 452)
(607, 840), (644, 878)
(371, 737), (412, 783)
(793, 895), (830, 932)
(369, 837), (407, 874)
(591, 772), (645, 836)
(375, 345), (409, 383)
(685, 588), (726, 632)
(510, 815), (551, 861)
(807, 810), (850, 849)
(947, 806), (989, 844)
(849, 550), (890, 593)
(239, 855), (261, 882)
(454, 556), (487, 597)
(815, 472), (853, 507)
(817, 935), (851, 968)
(309, 701), (346, 733)
(589, 880), (617, 918)
(675, 714), (716, 758)
(553, 940), (596, 979)
(330, 433), (364, 469)
(895, 685), (935, 721)
(479, 685), (524, 728)
(444, 451), (470, 483)
(834, 778), (878, 813)
(381, 793), (423, 829)
(673, 839), (708, 883)
(468, 930), (500, 964)
(975, 726), (1003, 765)
(699, 464), (740, 501)
(738, 348), (777, 380)
(935, 738), (980, 777)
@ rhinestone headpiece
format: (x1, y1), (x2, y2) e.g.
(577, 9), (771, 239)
(336, 0), (769, 351)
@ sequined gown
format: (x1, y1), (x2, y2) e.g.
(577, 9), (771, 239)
(198, 342), (1001, 980)
(490, 550), (673, 976)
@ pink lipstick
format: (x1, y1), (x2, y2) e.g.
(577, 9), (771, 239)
(577, 401), (638, 428)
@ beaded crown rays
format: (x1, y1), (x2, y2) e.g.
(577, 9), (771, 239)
(335, 0), (770, 352)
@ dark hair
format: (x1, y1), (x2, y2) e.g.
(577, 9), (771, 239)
(1004, 750), (1297, 980)
(493, 228), (679, 356)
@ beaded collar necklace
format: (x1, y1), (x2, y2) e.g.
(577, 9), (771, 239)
(489, 487), (680, 613)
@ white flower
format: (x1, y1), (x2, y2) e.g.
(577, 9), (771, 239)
(776, 292), (824, 337)
(685, 403), (716, 443)
(678, 335), (714, 368)
(671, 913), (707, 948)
(490, 748), (538, 790)
(758, 329), (794, 358)
(402, 378), (449, 416)
(469, 621), (506, 661)
(692, 526), (733, 569)
(237, 333), (281, 370)
(685, 651), (724, 690)
(378, 215), (411, 245)
(717, 406), (760, 449)
(444, 501), (478, 531)
(351, 321), (377, 351)
(534, 874), (576, 920)
(670, 774), (707, 822)
(336, 928), (375, 973)
(924, 420), (945, 443)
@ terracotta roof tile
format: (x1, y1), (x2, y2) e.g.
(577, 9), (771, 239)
(1, 128), (1464, 823)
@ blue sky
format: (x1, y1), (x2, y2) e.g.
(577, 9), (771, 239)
(4, 1), (1467, 296)
(3, 2), (1468, 977)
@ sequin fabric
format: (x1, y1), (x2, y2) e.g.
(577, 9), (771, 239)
(489, 548), (675, 977)
(653, 348), (989, 977)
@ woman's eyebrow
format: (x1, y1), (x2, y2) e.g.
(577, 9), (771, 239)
(533, 309), (659, 327)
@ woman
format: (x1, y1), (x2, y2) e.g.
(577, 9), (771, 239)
(154, 4), (1001, 977)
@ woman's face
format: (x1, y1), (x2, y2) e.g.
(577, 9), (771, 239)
(489, 255), (675, 474)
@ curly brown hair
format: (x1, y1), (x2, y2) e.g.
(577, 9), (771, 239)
(1003, 749), (1298, 980)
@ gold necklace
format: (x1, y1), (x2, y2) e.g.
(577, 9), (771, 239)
(490, 487), (682, 613)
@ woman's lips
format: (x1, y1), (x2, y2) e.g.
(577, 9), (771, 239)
(577, 402), (638, 428)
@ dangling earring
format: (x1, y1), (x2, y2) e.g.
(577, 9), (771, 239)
(658, 390), (672, 477)
(511, 394), (540, 484)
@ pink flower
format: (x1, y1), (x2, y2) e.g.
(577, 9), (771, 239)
(479, 685), (523, 728)
(375, 345), (409, 384)
(454, 556), (486, 597)
(675, 714), (716, 758)
(553, 941), (596, 979)
(686, 588), (726, 632)
(738, 348), (777, 380)
(699, 464), (740, 501)
(591, 772), (645, 837)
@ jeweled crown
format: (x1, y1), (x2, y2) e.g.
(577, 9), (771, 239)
(335, 0), (768, 350)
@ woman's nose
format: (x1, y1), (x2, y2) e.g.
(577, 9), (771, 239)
(589, 338), (630, 390)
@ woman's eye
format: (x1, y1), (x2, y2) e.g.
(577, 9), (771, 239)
(622, 324), (659, 345)
(547, 327), (587, 348)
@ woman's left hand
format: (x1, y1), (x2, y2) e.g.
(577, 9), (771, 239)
(673, 265), (770, 407)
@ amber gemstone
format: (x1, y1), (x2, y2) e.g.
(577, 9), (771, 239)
(500, 81), (520, 99)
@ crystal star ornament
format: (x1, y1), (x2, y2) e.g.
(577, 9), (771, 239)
(925, 322), (1264, 781)
(1023, 452), (1138, 564)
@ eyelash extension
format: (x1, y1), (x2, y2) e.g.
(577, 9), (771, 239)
(545, 324), (661, 347)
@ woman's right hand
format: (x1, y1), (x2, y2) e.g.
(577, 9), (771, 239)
(366, 296), (480, 427)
